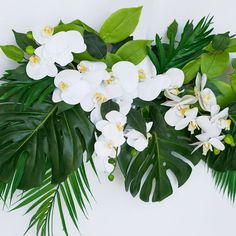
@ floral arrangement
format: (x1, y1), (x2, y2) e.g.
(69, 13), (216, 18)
(0, 6), (236, 236)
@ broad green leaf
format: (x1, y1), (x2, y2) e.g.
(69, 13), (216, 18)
(232, 58), (236, 70)
(105, 53), (122, 68)
(116, 40), (152, 65)
(119, 105), (201, 202)
(210, 80), (236, 106)
(83, 31), (107, 59)
(183, 59), (201, 84)
(13, 30), (37, 51)
(127, 109), (147, 137)
(101, 100), (119, 119)
(0, 45), (24, 62)
(201, 51), (229, 79)
(74, 51), (101, 63)
(111, 36), (133, 53)
(99, 7), (142, 43)
(226, 38), (236, 52)
(212, 32), (230, 51)
(230, 73), (236, 94)
(54, 23), (84, 34)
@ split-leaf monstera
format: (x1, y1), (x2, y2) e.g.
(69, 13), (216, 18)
(119, 105), (201, 202)
(0, 101), (95, 189)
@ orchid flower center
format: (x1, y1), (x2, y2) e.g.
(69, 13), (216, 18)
(29, 55), (40, 65)
(188, 120), (199, 134)
(202, 92), (213, 106)
(41, 26), (54, 37)
(138, 69), (147, 81)
(78, 63), (88, 73)
(169, 88), (183, 96)
(203, 142), (212, 156)
(218, 119), (231, 130)
(59, 81), (69, 91)
(106, 140), (114, 149)
(177, 105), (190, 117)
(94, 92), (107, 104)
(116, 122), (123, 132)
(104, 73), (116, 85)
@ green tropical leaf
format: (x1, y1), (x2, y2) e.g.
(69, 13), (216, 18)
(149, 17), (214, 73)
(12, 167), (93, 236)
(13, 30), (37, 51)
(0, 45), (24, 62)
(83, 31), (107, 59)
(100, 100), (119, 119)
(116, 40), (152, 65)
(99, 7), (142, 43)
(212, 170), (236, 203)
(119, 105), (201, 202)
(201, 51), (229, 79)
(183, 59), (201, 84)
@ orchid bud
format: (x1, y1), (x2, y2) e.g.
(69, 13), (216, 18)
(26, 46), (34, 55)
(214, 148), (220, 155)
(224, 134), (236, 147)
(108, 174), (114, 182)
(131, 148), (138, 157)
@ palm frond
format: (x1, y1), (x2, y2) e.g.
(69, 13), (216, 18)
(148, 16), (214, 73)
(212, 170), (236, 203)
(11, 165), (93, 236)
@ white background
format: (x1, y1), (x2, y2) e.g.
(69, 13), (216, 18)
(0, 0), (236, 236)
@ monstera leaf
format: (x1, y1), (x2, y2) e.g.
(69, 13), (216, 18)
(0, 101), (95, 190)
(119, 105), (201, 202)
(204, 102), (236, 171)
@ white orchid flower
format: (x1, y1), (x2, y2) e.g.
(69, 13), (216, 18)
(175, 107), (199, 133)
(210, 105), (231, 131)
(194, 73), (217, 112)
(32, 25), (54, 45)
(26, 47), (58, 80)
(40, 31), (86, 66)
(162, 95), (198, 127)
(196, 115), (222, 138)
(96, 111), (127, 146)
(137, 57), (170, 101)
(111, 61), (139, 94)
(191, 133), (225, 156)
(95, 135), (117, 159)
(115, 94), (134, 116)
(77, 60), (107, 74)
(163, 68), (185, 97)
(52, 70), (90, 105)
(80, 84), (110, 112)
(125, 122), (153, 152)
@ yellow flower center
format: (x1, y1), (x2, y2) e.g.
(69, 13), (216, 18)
(169, 88), (182, 96)
(203, 142), (212, 156)
(226, 119), (231, 129)
(104, 74), (116, 85)
(188, 121), (199, 134)
(94, 92), (107, 104)
(106, 140), (114, 149)
(116, 122), (123, 132)
(178, 105), (190, 116)
(29, 55), (40, 65)
(138, 69), (147, 81)
(59, 81), (69, 91)
(42, 26), (54, 37)
(78, 63), (88, 73)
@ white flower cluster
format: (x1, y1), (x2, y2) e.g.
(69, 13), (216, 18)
(26, 26), (87, 80)
(25, 26), (231, 175)
(162, 73), (231, 156)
